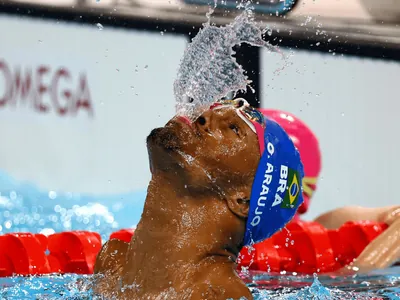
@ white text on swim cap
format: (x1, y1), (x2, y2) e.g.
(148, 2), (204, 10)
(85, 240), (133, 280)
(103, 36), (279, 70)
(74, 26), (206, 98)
(250, 142), (275, 227)
(271, 165), (288, 207)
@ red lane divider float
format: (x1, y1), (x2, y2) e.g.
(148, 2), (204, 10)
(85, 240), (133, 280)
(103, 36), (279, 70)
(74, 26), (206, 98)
(237, 221), (388, 274)
(0, 233), (50, 276)
(48, 231), (102, 274)
(334, 221), (388, 266)
(0, 231), (101, 276)
(238, 238), (281, 273)
(286, 221), (336, 273)
(110, 228), (135, 243)
(0, 229), (135, 277)
(0, 222), (387, 276)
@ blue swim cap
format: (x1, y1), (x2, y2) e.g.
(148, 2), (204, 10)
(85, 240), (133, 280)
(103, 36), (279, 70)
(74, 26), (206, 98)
(243, 118), (305, 246)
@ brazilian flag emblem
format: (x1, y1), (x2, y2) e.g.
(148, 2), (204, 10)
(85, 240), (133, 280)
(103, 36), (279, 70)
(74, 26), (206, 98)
(281, 168), (301, 209)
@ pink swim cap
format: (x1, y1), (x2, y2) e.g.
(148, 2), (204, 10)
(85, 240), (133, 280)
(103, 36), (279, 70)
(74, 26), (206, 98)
(259, 109), (321, 215)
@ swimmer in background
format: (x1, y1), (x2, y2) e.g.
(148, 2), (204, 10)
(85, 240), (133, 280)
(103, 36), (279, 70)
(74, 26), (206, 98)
(93, 99), (400, 299)
(261, 109), (400, 272)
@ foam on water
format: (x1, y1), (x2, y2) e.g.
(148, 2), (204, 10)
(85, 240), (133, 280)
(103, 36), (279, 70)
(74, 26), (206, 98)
(246, 268), (400, 300)
(174, 2), (278, 118)
(0, 274), (91, 299)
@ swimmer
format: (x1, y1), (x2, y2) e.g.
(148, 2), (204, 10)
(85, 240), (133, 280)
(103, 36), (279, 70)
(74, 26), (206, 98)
(93, 99), (305, 299)
(261, 109), (400, 273)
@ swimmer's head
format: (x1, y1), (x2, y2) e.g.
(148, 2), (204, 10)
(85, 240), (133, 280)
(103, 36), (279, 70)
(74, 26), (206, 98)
(146, 99), (304, 247)
(259, 109), (321, 215)
(147, 99), (260, 198)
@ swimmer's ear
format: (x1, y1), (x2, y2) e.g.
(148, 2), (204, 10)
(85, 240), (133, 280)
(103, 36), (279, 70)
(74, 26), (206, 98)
(226, 194), (250, 219)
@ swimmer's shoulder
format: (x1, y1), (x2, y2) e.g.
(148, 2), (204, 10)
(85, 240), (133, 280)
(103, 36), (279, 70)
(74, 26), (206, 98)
(94, 238), (129, 274)
(92, 239), (129, 298)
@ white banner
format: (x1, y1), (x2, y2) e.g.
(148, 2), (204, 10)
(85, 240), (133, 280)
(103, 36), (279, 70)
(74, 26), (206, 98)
(0, 15), (186, 195)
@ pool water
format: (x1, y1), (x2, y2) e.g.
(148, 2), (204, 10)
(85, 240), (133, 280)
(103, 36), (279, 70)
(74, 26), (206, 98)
(247, 268), (400, 299)
(0, 268), (399, 299)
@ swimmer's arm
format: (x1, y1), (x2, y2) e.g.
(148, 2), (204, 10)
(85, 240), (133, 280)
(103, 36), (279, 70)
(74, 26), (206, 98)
(313, 205), (400, 229)
(315, 205), (400, 273)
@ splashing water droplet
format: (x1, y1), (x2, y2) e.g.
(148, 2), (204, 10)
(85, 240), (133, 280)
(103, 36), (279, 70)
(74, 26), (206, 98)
(96, 23), (104, 30)
(173, 3), (280, 119)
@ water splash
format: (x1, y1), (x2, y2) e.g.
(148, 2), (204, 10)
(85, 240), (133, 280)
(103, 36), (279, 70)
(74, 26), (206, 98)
(173, 2), (279, 119)
(246, 268), (400, 299)
(0, 274), (93, 299)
